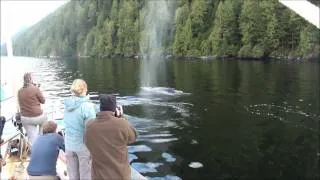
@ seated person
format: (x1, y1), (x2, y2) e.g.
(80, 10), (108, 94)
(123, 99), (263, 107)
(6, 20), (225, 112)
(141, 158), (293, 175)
(27, 121), (64, 180)
(85, 94), (137, 180)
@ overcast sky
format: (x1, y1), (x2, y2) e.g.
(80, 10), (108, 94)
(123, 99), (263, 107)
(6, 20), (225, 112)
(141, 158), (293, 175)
(279, 0), (319, 29)
(1, 0), (68, 44)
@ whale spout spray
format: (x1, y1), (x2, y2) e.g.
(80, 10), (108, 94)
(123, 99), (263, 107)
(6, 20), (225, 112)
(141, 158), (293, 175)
(140, 0), (174, 87)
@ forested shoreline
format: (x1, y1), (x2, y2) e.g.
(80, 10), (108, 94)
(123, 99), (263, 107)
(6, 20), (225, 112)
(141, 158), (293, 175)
(11, 0), (320, 60)
(1, 44), (7, 56)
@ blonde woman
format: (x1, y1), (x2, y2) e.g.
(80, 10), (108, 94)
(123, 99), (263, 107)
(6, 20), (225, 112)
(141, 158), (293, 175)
(63, 79), (96, 180)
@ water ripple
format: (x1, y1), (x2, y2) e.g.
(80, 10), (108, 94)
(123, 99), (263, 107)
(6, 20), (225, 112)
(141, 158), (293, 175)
(131, 162), (163, 173)
(147, 175), (182, 180)
(129, 153), (138, 162)
(244, 103), (319, 132)
(161, 153), (176, 162)
(188, 162), (204, 168)
(128, 145), (152, 153)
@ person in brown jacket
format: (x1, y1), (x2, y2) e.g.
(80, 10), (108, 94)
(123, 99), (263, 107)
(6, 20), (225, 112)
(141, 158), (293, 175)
(85, 94), (137, 180)
(18, 72), (46, 145)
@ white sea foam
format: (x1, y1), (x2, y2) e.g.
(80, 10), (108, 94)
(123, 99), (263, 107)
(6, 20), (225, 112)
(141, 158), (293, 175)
(188, 162), (204, 168)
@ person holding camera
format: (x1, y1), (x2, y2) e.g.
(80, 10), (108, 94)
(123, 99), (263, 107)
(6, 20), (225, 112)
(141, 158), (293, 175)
(18, 72), (46, 145)
(63, 79), (96, 180)
(85, 94), (137, 180)
(27, 120), (64, 180)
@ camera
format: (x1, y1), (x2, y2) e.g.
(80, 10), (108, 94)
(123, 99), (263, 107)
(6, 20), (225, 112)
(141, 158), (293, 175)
(58, 129), (65, 137)
(115, 105), (123, 118)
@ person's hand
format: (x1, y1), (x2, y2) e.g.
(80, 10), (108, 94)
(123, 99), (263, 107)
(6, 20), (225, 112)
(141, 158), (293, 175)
(58, 130), (65, 137)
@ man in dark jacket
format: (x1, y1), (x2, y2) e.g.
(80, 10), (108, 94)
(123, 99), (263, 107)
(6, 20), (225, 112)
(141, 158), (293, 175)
(85, 94), (137, 180)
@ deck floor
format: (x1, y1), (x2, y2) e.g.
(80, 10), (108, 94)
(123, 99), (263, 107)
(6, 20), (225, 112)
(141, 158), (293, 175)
(1, 156), (30, 180)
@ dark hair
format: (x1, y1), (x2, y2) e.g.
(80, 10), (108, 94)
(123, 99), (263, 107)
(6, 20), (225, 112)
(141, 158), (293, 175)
(23, 72), (33, 87)
(100, 94), (116, 112)
(42, 121), (57, 134)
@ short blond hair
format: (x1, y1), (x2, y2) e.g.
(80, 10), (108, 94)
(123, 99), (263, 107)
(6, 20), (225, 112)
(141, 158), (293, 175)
(42, 121), (57, 134)
(71, 79), (87, 96)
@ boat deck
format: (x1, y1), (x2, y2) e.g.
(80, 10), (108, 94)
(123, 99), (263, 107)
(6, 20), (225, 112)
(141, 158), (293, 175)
(1, 156), (30, 180)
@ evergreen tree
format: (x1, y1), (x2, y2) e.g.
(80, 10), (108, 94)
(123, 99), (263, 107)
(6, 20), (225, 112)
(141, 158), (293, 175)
(116, 0), (138, 57)
(287, 12), (304, 56)
(298, 24), (320, 58)
(261, 0), (280, 55)
(10, 0), (319, 59)
(183, 17), (193, 56)
(209, 0), (239, 57)
(173, 4), (190, 56)
(239, 0), (265, 46)
(239, 0), (267, 57)
(189, 0), (208, 36)
(104, 20), (115, 56)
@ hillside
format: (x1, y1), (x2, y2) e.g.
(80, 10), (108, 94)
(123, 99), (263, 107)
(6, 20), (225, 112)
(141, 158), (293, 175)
(12, 0), (320, 59)
(1, 44), (7, 56)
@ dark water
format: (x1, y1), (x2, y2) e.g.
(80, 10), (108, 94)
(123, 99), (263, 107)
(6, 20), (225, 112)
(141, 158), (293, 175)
(8, 57), (320, 179)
